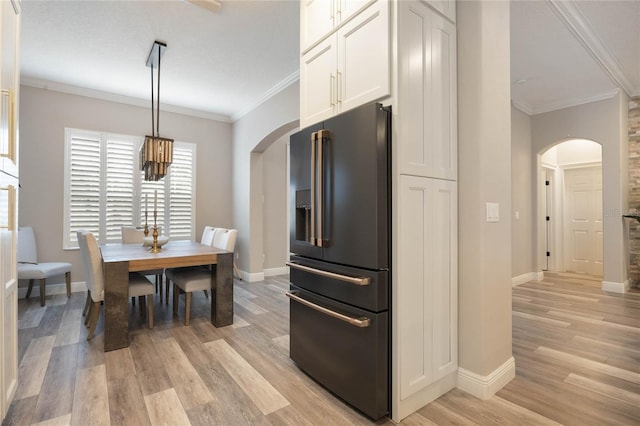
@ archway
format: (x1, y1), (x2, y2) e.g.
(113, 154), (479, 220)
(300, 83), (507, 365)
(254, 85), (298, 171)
(537, 139), (603, 276)
(247, 120), (298, 280)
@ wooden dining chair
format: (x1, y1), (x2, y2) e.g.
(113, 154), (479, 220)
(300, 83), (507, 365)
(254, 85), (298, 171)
(17, 227), (72, 306)
(78, 230), (155, 339)
(166, 229), (237, 326)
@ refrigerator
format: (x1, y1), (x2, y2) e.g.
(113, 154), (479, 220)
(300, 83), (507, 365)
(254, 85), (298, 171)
(287, 101), (390, 420)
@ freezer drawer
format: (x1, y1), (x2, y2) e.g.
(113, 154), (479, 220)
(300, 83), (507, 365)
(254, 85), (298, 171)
(288, 286), (389, 420)
(288, 255), (388, 312)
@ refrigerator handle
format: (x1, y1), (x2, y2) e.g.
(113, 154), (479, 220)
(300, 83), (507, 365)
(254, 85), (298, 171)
(286, 261), (371, 286)
(286, 291), (371, 328)
(317, 130), (323, 247)
(310, 131), (317, 246)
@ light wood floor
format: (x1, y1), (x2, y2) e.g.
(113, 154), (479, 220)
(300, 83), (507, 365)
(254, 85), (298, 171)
(3, 272), (639, 425)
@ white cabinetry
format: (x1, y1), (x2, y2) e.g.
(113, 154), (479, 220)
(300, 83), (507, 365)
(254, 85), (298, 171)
(424, 0), (455, 23)
(300, 0), (389, 127)
(397, 176), (457, 399)
(0, 0), (20, 421)
(300, 0), (375, 53)
(398, 0), (456, 180)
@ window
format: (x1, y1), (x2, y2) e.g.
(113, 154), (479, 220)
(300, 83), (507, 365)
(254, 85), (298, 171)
(63, 128), (196, 249)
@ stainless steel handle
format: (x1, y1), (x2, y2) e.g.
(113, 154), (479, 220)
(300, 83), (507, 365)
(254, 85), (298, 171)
(316, 131), (324, 247)
(286, 261), (371, 286)
(329, 73), (336, 107)
(310, 132), (316, 246)
(286, 291), (371, 328)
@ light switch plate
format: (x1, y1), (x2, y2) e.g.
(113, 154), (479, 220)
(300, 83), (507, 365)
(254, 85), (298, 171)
(486, 202), (499, 222)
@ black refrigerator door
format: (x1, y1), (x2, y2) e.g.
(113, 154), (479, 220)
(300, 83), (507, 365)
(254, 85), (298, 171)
(290, 122), (324, 259)
(322, 102), (390, 270)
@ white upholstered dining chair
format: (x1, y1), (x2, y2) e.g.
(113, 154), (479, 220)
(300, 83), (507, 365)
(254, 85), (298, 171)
(166, 228), (237, 326)
(78, 230), (155, 339)
(17, 227), (72, 306)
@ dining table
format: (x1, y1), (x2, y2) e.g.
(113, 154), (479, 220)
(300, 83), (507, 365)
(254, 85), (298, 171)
(100, 240), (234, 352)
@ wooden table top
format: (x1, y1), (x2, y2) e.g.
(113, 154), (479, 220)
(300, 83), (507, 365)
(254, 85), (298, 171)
(101, 240), (229, 273)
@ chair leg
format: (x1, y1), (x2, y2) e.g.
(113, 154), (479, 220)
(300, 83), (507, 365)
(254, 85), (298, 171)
(131, 296), (135, 306)
(172, 282), (178, 315)
(185, 292), (192, 326)
(203, 289), (209, 298)
(157, 274), (163, 303)
(26, 279), (34, 299)
(234, 263), (242, 281)
(39, 279), (46, 307)
(147, 294), (154, 329)
(87, 301), (101, 340)
(65, 272), (71, 297)
(82, 291), (91, 317)
(139, 296), (146, 315)
(165, 276), (170, 305)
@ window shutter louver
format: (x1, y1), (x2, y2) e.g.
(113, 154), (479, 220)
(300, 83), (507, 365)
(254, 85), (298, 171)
(106, 138), (135, 242)
(169, 145), (194, 239)
(68, 135), (101, 243)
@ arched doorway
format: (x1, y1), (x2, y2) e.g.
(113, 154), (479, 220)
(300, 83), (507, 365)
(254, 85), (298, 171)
(538, 139), (603, 276)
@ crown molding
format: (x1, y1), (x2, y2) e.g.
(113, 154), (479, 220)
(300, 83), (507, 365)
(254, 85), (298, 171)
(546, 0), (634, 98)
(20, 77), (233, 123)
(530, 89), (619, 115)
(511, 100), (534, 116)
(231, 70), (300, 122)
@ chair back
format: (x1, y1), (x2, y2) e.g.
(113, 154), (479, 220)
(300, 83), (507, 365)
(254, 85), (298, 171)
(17, 227), (38, 264)
(213, 229), (237, 252)
(201, 226), (216, 246)
(77, 231), (104, 300)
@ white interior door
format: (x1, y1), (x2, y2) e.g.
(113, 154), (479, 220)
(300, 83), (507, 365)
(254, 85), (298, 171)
(563, 166), (603, 276)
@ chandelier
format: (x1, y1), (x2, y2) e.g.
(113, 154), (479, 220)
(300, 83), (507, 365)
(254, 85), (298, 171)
(140, 40), (173, 181)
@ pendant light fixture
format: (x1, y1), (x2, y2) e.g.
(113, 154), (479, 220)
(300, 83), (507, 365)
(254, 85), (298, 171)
(140, 40), (173, 181)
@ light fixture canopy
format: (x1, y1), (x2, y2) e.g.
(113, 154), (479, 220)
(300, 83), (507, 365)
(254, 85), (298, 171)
(140, 40), (173, 181)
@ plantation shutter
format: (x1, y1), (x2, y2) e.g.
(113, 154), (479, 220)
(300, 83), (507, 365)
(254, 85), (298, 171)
(68, 132), (101, 244)
(105, 137), (136, 242)
(169, 143), (195, 239)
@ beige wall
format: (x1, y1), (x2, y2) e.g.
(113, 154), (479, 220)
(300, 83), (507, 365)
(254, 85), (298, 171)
(262, 130), (293, 270)
(232, 82), (299, 279)
(457, 0), (513, 378)
(18, 85), (233, 285)
(511, 106), (534, 278)
(531, 93), (629, 285)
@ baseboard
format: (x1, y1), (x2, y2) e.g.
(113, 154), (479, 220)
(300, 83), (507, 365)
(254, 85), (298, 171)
(536, 271), (544, 281)
(601, 280), (630, 293)
(18, 281), (86, 299)
(512, 272), (539, 286)
(457, 357), (515, 400)
(240, 270), (265, 283)
(264, 266), (289, 277)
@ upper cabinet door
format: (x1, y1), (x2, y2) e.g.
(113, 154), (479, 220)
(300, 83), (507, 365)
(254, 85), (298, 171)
(301, 0), (376, 54)
(337, 0), (389, 114)
(0, 0), (20, 176)
(300, 35), (338, 128)
(301, 0), (335, 53)
(398, 0), (456, 180)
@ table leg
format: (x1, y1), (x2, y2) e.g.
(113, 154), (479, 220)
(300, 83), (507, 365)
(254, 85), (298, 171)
(104, 260), (130, 351)
(212, 252), (233, 327)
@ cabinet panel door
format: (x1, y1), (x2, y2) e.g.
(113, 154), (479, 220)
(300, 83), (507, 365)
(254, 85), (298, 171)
(339, 0), (374, 23)
(301, 0), (335, 53)
(398, 176), (457, 398)
(425, 0), (456, 23)
(337, 0), (389, 114)
(398, 1), (456, 180)
(429, 179), (457, 381)
(300, 35), (337, 128)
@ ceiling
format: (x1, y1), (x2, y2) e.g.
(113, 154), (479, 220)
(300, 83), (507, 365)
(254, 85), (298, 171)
(19, 1), (640, 122)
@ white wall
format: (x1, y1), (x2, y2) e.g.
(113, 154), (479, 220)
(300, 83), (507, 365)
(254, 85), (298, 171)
(542, 139), (602, 166)
(511, 106), (534, 279)
(532, 93), (629, 287)
(18, 85), (232, 285)
(232, 82), (299, 279)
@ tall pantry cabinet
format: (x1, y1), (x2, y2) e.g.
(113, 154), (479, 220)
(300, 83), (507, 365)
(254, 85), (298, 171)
(0, 0), (20, 421)
(299, 0), (457, 422)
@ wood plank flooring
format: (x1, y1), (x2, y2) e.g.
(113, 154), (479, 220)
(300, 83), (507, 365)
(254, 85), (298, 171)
(3, 272), (639, 425)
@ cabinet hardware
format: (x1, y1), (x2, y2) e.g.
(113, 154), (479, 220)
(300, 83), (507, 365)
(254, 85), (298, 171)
(286, 291), (371, 327)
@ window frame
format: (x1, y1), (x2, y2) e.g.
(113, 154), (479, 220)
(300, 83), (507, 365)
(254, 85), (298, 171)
(63, 128), (196, 249)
